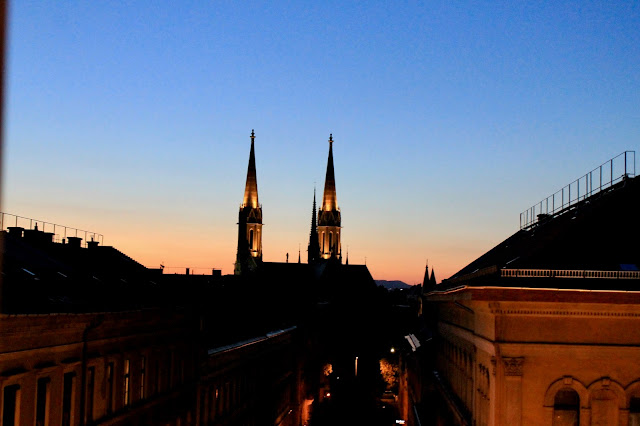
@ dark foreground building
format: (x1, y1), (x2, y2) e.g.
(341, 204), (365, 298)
(0, 131), (392, 426)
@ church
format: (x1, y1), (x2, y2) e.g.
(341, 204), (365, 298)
(234, 130), (348, 274)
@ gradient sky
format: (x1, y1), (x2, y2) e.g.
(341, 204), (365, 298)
(4, 1), (639, 284)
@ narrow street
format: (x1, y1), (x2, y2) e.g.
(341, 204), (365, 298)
(309, 375), (400, 426)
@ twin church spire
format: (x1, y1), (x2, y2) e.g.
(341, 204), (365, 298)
(236, 131), (342, 274)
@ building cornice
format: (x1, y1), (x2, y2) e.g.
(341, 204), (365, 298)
(425, 286), (640, 305)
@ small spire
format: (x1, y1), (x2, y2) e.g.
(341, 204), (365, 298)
(250, 129), (255, 140)
(329, 133), (333, 144)
(346, 246), (349, 265)
(423, 260), (430, 287)
(308, 187), (320, 263)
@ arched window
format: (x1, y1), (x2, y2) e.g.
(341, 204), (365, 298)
(322, 232), (325, 252)
(249, 229), (254, 250)
(629, 396), (640, 426)
(553, 389), (579, 426)
(329, 232), (333, 252)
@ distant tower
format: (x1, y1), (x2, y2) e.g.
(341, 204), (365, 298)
(308, 188), (320, 264)
(235, 130), (263, 275)
(318, 134), (342, 261)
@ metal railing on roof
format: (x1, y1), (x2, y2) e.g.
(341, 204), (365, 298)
(520, 151), (636, 229)
(0, 212), (104, 247)
(501, 269), (640, 279)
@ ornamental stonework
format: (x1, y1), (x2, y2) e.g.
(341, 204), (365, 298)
(503, 357), (524, 376)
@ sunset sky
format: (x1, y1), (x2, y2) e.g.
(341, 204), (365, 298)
(4, 1), (639, 284)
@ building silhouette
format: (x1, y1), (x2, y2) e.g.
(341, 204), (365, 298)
(0, 130), (388, 426)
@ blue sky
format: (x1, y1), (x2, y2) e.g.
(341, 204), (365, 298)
(4, 1), (639, 282)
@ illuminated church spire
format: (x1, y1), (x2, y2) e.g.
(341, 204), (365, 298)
(322, 134), (337, 211)
(235, 130), (263, 275)
(317, 134), (342, 261)
(243, 129), (259, 209)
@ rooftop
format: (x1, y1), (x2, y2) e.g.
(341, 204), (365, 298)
(436, 171), (640, 292)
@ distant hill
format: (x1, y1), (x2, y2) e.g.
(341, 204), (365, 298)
(376, 280), (412, 290)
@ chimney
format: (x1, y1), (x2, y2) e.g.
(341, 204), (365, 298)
(87, 238), (99, 250)
(67, 236), (82, 248)
(7, 227), (24, 238)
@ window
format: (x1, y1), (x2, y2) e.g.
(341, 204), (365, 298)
(329, 232), (333, 252)
(630, 396), (640, 426)
(140, 357), (146, 399)
(36, 378), (49, 426)
(86, 367), (95, 422)
(199, 389), (206, 426)
(106, 363), (114, 414)
(322, 232), (325, 252)
(123, 359), (130, 407)
(154, 359), (160, 395)
(553, 388), (579, 426)
(167, 352), (174, 390)
(2, 384), (20, 426)
(249, 229), (254, 250)
(62, 373), (75, 426)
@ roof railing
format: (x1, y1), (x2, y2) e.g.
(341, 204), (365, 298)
(0, 212), (104, 247)
(501, 269), (640, 279)
(520, 151), (636, 230)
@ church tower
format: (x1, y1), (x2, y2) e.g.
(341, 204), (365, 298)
(317, 134), (342, 261)
(235, 130), (263, 274)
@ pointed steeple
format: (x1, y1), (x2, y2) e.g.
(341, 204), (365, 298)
(430, 268), (437, 286)
(423, 261), (429, 287)
(322, 134), (337, 211)
(242, 130), (259, 209)
(235, 130), (263, 275)
(317, 134), (342, 261)
(308, 188), (320, 263)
